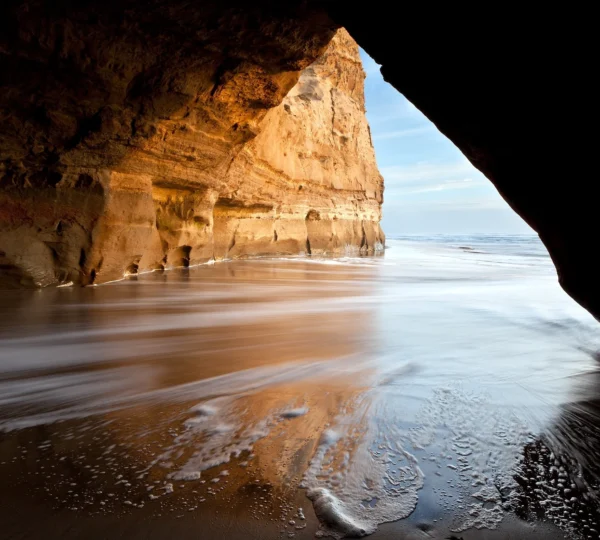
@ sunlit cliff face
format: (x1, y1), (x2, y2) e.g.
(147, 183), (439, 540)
(0, 9), (383, 289)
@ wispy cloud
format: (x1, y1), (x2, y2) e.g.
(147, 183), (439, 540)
(382, 160), (476, 183)
(380, 159), (487, 195)
(398, 178), (480, 195)
(385, 196), (509, 212)
(373, 125), (435, 141)
(366, 100), (422, 125)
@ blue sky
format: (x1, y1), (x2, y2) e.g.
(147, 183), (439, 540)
(360, 49), (532, 236)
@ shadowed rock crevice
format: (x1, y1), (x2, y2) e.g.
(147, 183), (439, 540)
(169, 245), (192, 268)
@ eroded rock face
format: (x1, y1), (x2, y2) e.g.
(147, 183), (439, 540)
(215, 29), (384, 260)
(0, 3), (382, 287)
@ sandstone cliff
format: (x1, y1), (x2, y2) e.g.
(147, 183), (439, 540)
(0, 23), (383, 287)
(211, 29), (384, 261)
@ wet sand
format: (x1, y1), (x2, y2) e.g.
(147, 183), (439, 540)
(1, 240), (599, 539)
(0, 399), (581, 540)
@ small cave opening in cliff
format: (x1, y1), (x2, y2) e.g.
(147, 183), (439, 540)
(169, 245), (192, 268)
(126, 260), (140, 275)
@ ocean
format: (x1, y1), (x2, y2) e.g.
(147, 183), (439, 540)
(0, 235), (599, 539)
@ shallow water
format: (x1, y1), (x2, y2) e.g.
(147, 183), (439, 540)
(1, 236), (599, 539)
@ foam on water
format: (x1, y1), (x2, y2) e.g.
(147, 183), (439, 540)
(408, 386), (533, 532)
(149, 396), (281, 482)
(301, 399), (424, 538)
(281, 407), (309, 418)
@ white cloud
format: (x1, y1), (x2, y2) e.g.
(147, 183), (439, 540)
(373, 125), (435, 140)
(366, 101), (423, 125)
(385, 196), (509, 212)
(398, 178), (481, 195)
(382, 160), (476, 183)
(381, 159), (487, 195)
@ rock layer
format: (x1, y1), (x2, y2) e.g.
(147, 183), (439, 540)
(216, 29), (383, 260)
(0, 11), (382, 287)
